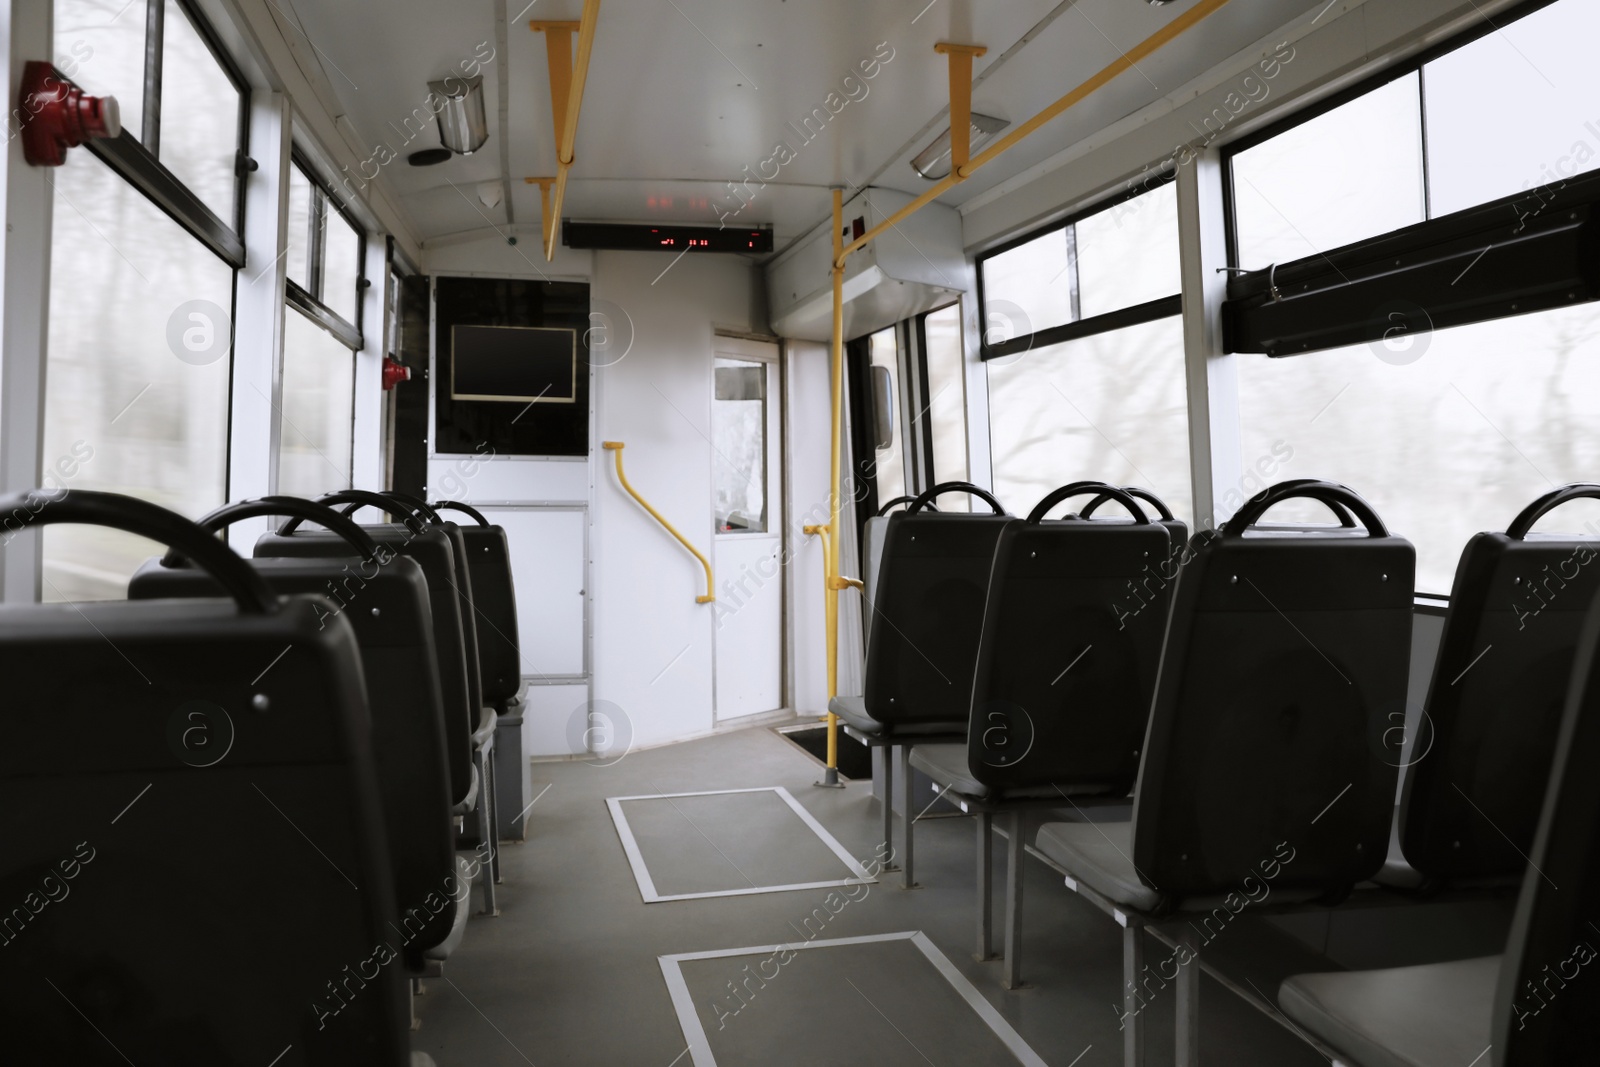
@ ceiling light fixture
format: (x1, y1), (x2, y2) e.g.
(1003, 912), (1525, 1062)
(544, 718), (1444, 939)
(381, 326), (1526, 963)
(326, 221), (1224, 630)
(911, 113), (1009, 180)
(430, 74), (489, 155)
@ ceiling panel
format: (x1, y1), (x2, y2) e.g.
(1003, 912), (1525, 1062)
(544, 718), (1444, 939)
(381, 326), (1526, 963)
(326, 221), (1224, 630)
(283, 0), (1325, 248)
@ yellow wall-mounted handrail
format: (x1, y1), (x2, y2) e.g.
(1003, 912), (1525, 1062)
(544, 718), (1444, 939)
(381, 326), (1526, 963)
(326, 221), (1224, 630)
(530, 0), (601, 261)
(603, 441), (714, 604)
(814, 0), (1236, 781)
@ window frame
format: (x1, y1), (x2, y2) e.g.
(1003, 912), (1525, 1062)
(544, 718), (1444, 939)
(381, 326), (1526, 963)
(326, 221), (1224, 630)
(1218, 0), (1584, 359)
(76, 0), (251, 267)
(285, 148), (366, 350)
(1219, 0), (1561, 274)
(975, 170), (1180, 362)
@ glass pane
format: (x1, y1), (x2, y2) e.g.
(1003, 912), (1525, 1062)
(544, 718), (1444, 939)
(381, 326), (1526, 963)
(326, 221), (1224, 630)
(158, 0), (240, 223)
(278, 306), (355, 500)
(987, 316), (1191, 526)
(922, 304), (969, 511)
(285, 165), (312, 291)
(321, 207), (362, 326)
(1076, 182), (1181, 318)
(980, 228), (1074, 341)
(713, 358), (768, 533)
(1237, 302), (1600, 596)
(867, 328), (905, 504)
(1233, 74), (1425, 267)
(54, 0), (146, 144)
(1424, 0), (1600, 217)
(43, 151), (233, 601)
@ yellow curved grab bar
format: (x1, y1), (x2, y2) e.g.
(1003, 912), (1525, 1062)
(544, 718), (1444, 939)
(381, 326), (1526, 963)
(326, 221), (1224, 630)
(603, 441), (714, 604)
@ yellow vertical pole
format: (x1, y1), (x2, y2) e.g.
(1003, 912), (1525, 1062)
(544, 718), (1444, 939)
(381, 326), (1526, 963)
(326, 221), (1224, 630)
(933, 43), (987, 177)
(819, 187), (845, 787)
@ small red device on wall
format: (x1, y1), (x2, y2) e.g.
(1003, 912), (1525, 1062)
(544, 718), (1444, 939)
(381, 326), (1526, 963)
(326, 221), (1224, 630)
(382, 357), (412, 391)
(20, 61), (120, 167)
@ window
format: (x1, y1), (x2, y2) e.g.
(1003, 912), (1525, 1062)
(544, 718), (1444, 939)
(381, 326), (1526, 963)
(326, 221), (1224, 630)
(866, 328), (906, 505)
(1228, 0), (1600, 270)
(278, 308), (356, 500)
(1231, 74), (1425, 269)
(712, 358), (769, 533)
(55, 0), (248, 260)
(921, 304), (969, 508)
(42, 0), (245, 601)
(979, 179), (1180, 361)
(1238, 302), (1600, 595)
(285, 155), (367, 348)
(1424, 0), (1600, 217)
(981, 180), (1188, 523)
(988, 318), (1191, 526)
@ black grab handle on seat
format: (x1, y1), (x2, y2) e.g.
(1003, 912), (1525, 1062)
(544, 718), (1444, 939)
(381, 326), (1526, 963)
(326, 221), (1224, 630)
(877, 495), (934, 516)
(1027, 481), (1150, 525)
(1263, 478), (1358, 527)
(1223, 480), (1389, 539)
(0, 489), (277, 613)
(431, 501), (490, 527)
(277, 490), (424, 536)
(1506, 483), (1600, 540)
(168, 497), (382, 567)
(380, 490), (442, 526)
(1080, 486), (1173, 522)
(907, 481), (1006, 515)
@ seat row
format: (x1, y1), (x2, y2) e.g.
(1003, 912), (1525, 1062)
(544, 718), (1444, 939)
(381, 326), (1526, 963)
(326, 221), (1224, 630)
(0, 488), (525, 1065)
(833, 477), (1600, 1066)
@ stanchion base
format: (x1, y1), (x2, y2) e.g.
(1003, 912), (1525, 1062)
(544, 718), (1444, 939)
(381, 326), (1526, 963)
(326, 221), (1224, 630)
(813, 766), (846, 789)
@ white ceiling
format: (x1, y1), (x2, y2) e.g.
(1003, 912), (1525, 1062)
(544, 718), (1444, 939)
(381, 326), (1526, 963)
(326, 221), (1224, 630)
(278, 0), (1323, 256)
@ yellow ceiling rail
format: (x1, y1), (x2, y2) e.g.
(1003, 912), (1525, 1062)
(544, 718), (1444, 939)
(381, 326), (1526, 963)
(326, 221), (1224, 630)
(530, 0), (601, 261)
(602, 441), (715, 604)
(814, 0), (1236, 782)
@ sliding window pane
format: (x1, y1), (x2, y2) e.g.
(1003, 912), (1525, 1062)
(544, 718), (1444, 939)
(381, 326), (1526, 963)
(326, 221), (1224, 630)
(1424, 0), (1600, 217)
(1076, 182), (1180, 318)
(43, 151), (233, 601)
(285, 165), (312, 290)
(54, 0), (145, 143)
(923, 304), (969, 510)
(1237, 303), (1600, 595)
(1233, 74), (1425, 267)
(159, 0), (241, 223)
(980, 228), (1074, 339)
(987, 316), (1190, 525)
(322, 208), (362, 326)
(278, 307), (355, 500)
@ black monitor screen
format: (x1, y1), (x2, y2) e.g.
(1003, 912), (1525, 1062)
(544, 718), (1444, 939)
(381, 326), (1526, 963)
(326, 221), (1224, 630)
(450, 325), (578, 403)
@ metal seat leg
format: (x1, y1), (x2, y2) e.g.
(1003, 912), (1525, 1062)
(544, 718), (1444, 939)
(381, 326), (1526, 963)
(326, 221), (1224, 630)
(1001, 810), (1025, 988)
(975, 810), (994, 961)
(899, 742), (916, 889)
(1123, 922), (1145, 1066)
(880, 743), (898, 871)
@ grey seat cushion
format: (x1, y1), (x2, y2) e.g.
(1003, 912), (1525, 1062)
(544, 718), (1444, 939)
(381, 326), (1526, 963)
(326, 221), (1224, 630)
(911, 743), (1108, 802)
(1279, 956), (1499, 1067)
(827, 695), (964, 739)
(1034, 819), (1163, 912)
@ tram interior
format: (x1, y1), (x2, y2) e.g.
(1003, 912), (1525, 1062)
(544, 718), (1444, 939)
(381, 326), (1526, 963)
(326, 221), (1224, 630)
(2, 0), (1600, 1064)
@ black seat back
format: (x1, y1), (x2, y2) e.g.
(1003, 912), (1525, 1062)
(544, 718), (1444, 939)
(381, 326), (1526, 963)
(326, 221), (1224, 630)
(1132, 481), (1414, 899)
(0, 491), (408, 1064)
(128, 497), (457, 961)
(1493, 583), (1600, 1064)
(1401, 485), (1600, 883)
(968, 483), (1178, 793)
(865, 482), (1010, 727)
(256, 492), (475, 806)
(435, 502), (522, 707)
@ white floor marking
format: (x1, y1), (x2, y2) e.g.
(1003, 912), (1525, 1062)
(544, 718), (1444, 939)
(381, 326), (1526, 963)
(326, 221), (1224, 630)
(658, 931), (1050, 1067)
(606, 786), (875, 903)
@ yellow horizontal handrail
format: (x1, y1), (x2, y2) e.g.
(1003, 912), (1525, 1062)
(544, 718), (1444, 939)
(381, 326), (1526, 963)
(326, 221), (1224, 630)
(603, 441), (714, 604)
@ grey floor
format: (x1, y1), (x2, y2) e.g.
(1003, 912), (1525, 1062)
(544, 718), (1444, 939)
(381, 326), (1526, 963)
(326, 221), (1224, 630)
(411, 722), (1501, 1066)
